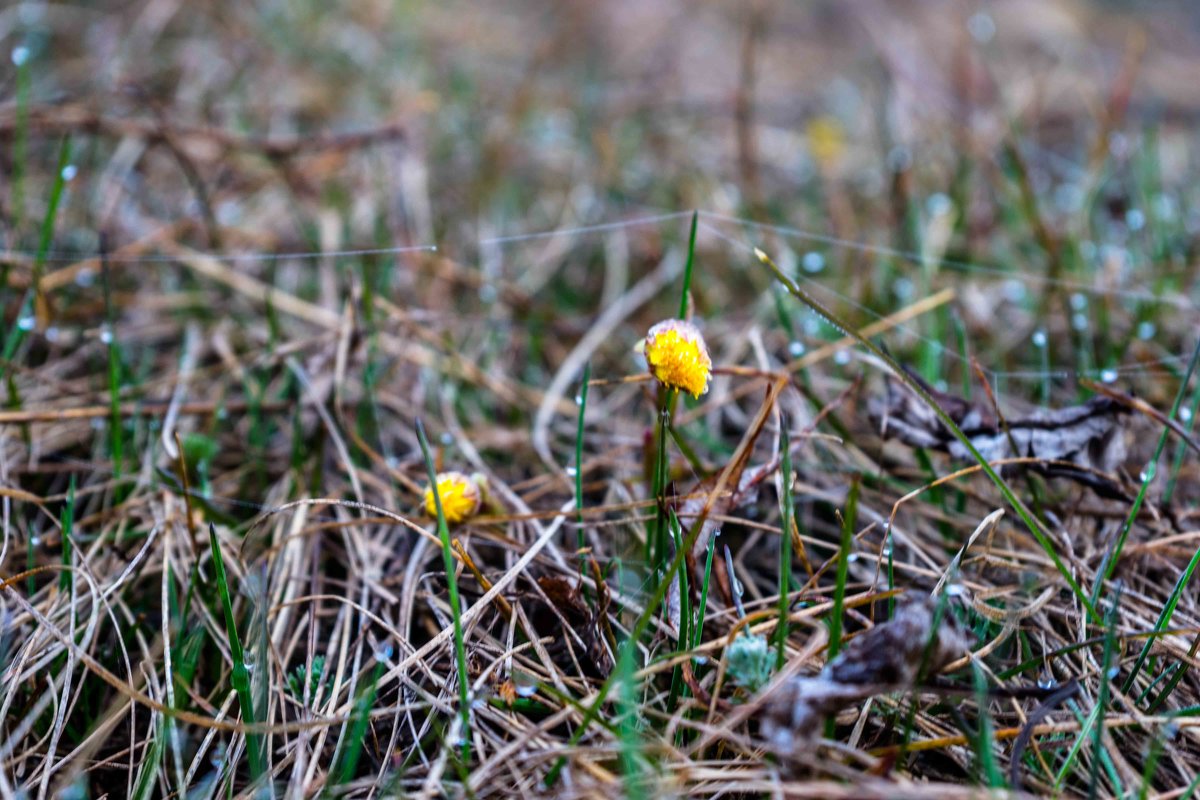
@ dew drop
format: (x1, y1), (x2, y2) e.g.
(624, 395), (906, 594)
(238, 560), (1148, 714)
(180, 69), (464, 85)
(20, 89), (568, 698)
(787, 340), (805, 358)
(693, 655), (708, 666)
(374, 643), (394, 662)
(99, 326), (113, 344)
(565, 466), (578, 477)
(925, 193), (952, 217)
(75, 269), (95, 287)
(1069, 292), (1088, 311)
(1037, 677), (1057, 690)
(1107, 666), (1120, 680)
(1137, 321), (1156, 340)
(439, 432), (453, 446)
(887, 145), (912, 173)
(1125, 208), (1145, 231)
(11, 46), (29, 66)
(44, 326), (60, 343)
(574, 392), (584, 405)
(833, 350), (851, 366)
(29, 536), (40, 547)
(17, 316), (35, 332)
(1071, 312), (1089, 331)
(801, 251), (825, 273)
(1032, 330), (1047, 348)
(1002, 279), (1025, 303)
(1139, 462), (1156, 483)
(967, 12), (995, 43)
(61, 164), (78, 182)
(515, 684), (537, 698)
(1100, 369), (1118, 384)
(1180, 407), (1193, 423)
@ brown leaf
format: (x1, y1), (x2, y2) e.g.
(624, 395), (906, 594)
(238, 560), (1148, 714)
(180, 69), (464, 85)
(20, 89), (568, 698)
(872, 372), (1128, 475)
(760, 593), (973, 753)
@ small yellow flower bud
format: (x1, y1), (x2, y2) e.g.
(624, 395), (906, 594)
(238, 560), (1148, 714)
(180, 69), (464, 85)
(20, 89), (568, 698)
(643, 319), (712, 398)
(424, 471), (484, 524)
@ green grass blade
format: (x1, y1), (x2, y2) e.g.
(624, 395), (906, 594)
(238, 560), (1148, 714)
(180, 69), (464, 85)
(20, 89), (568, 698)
(827, 475), (858, 664)
(1093, 336), (1200, 603)
(756, 247), (1099, 621)
(575, 361), (591, 564)
(59, 475), (74, 594)
(415, 418), (472, 760)
(972, 660), (1002, 787)
(692, 533), (717, 652)
(666, 509), (691, 712)
(775, 421), (793, 670)
(679, 210), (698, 319)
(1164, 363), (1200, 505)
(1088, 590), (1121, 799)
(207, 522), (266, 780)
(330, 655), (385, 788)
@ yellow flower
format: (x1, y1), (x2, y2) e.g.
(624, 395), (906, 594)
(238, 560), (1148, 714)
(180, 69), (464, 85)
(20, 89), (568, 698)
(424, 471), (484, 524)
(806, 115), (846, 170)
(643, 319), (712, 398)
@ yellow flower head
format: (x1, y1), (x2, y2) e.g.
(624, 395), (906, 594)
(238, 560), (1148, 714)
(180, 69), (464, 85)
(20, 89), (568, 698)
(643, 319), (712, 398)
(806, 115), (846, 170)
(424, 471), (484, 524)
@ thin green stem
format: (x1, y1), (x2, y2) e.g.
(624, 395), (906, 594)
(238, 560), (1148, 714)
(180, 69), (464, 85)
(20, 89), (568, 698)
(416, 419), (472, 761)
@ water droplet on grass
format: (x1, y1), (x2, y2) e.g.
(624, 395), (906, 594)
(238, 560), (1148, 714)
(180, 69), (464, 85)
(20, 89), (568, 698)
(11, 46), (29, 66)
(967, 12), (995, 42)
(1032, 330), (1047, 348)
(99, 326), (113, 344)
(801, 252), (825, 273)
(440, 432), (453, 446)
(1100, 369), (1118, 384)
(1137, 321), (1156, 340)
(926, 193), (952, 216)
(788, 341), (805, 357)
(565, 466), (578, 477)
(61, 164), (77, 182)
(1071, 312), (1089, 331)
(17, 316), (34, 332)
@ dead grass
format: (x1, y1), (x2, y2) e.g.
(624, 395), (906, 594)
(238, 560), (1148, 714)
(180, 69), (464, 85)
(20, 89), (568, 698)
(2, 1), (1200, 798)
